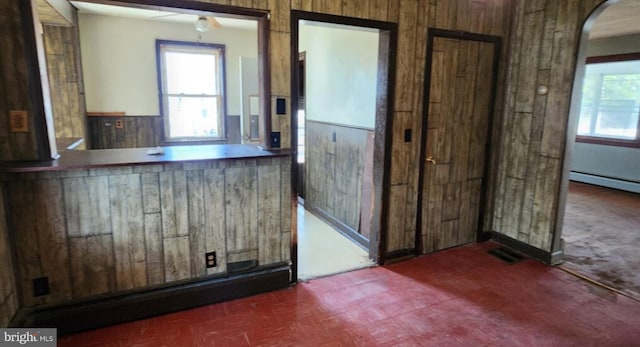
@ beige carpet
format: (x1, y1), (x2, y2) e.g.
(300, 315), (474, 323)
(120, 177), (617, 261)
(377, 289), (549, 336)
(561, 182), (640, 301)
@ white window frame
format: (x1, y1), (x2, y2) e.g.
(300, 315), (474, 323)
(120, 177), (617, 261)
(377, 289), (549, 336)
(157, 40), (226, 141)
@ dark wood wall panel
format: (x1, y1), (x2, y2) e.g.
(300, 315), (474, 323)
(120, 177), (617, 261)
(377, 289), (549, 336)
(87, 116), (163, 149)
(492, 0), (604, 252)
(0, 0), (47, 161)
(3, 157), (291, 308)
(0, 188), (18, 327)
(305, 120), (371, 234)
(43, 19), (87, 144)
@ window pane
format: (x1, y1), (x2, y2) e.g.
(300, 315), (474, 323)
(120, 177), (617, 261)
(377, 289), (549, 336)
(165, 51), (218, 94)
(595, 98), (638, 138)
(167, 96), (219, 138)
(578, 61), (640, 140)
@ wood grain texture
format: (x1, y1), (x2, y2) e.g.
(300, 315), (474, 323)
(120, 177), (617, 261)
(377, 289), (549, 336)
(0, 0), (46, 161)
(257, 164), (282, 265)
(492, 0), (601, 252)
(63, 176), (111, 237)
(69, 235), (115, 298)
(343, 0), (370, 18)
(87, 116), (162, 149)
(34, 179), (72, 303)
(144, 213), (164, 285)
(291, 0), (312, 11)
(305, 121), (369, 233)
(270, 31), (290, 97)
(204, 168), (227, 275)
(42, 22), (87, 142)
(368, 0), (388, 21)
(225, 166), (258, 253)
(269, 0), (289, 32)
(109, 174), (147, 290)
(160, 171), (189, 238)
(0, 189), (18, 327)
(164, 236), (191, 282)
(421, 37), (496, 254)
(394, 0), (419, 112)
(313, 0), (343, 15)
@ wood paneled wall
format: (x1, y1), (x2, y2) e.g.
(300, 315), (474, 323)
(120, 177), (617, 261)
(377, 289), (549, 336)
(304, 121), (372, 232)
(3, 157), (291, 307)
(384, 0), (512, 253)
(492, 0), (605, 252)
(87, 116), (163, 149)
(0, 191), (18, 327)
(0, 0), (48, 161)
(0, 0), (609, 270)
(43, 20), (87, 143)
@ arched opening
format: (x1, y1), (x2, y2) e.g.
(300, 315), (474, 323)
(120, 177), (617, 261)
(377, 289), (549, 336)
(557, 0), (640, 300)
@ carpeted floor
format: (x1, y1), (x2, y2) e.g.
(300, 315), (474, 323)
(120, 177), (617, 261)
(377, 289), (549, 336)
(561, 181), (640, 300)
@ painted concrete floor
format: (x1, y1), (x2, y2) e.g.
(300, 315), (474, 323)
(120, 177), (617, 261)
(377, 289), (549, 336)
(562, 181), (640, 300)
(297, 205), (373, 281)
(60, 242), (640, 346)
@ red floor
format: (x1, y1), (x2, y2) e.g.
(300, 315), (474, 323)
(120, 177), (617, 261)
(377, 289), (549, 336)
(60, 243), (640, 346)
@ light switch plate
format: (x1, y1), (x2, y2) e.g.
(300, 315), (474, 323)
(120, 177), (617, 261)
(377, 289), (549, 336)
(9, 110), (28, 133)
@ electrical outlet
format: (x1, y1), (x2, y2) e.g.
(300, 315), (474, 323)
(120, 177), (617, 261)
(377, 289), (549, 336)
(205, 251), (217, 268)
(33, 277), (49, 297)
(9, 110), (28, 133)
(115, 119), (124, 128)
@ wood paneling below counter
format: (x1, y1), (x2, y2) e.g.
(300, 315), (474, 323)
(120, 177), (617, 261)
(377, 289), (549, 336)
(3, 155), (292, 307)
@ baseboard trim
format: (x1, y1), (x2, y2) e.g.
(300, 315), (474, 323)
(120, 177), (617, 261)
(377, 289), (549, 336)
(383, 249), (416, 264)
(569, 172), (640, 193)
(11, 265), (291, 336)
(490, 232), (553, 264)
(304, 202), (369, 250)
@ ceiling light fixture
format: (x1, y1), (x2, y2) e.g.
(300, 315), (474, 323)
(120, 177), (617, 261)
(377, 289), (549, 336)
(195, 16), (210, 32)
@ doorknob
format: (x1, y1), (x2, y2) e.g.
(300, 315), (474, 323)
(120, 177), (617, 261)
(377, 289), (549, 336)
(426, 156), (437, 165)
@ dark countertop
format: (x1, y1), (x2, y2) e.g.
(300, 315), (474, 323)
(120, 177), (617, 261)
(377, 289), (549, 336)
(1, 145), (291, 173)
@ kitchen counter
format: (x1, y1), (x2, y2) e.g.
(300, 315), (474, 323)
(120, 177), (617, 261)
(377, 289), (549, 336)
(1, 144), (290, 172)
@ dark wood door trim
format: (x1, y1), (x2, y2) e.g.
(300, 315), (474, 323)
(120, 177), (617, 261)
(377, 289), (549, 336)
(415, 29), (502, 254)
(290, 10), (398, 280)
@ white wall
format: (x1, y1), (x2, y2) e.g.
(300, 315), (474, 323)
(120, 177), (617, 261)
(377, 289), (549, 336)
(570, 34), (640, 188)
(299, 22), (379, 129)
(240, 56), (258, 140)
(78, 13), (257, 116)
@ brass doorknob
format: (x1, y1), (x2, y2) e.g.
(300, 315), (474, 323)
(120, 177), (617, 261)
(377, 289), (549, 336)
(426, 156), (437, 165)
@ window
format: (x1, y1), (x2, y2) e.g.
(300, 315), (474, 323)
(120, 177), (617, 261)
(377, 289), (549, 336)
(577, 55), (640, 147)
(157, 40), (226, 141)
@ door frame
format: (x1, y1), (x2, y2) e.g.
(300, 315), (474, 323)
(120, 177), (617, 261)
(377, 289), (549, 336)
(415, 28), (502, 254)
(290, 10), (398, 281)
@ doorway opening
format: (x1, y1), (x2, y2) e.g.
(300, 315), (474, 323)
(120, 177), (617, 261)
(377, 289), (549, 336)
(558, 0), (640, 300)
(290, 12), (396, 281)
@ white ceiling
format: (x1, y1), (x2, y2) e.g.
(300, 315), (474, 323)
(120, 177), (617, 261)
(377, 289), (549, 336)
(69, 1), (257, 31)
(590, 0), (640, 40)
